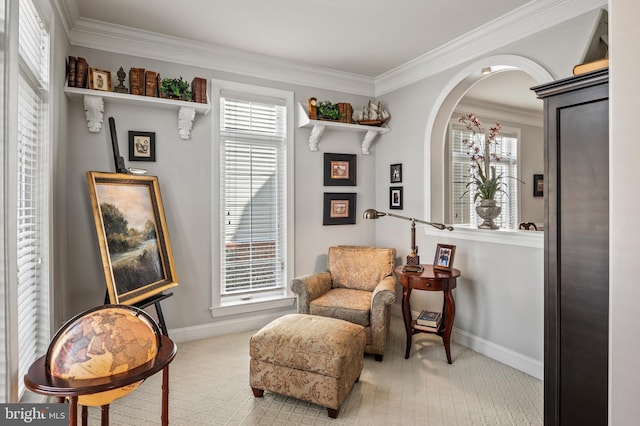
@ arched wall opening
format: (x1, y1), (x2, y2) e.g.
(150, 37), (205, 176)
(424, 55), (554, 223)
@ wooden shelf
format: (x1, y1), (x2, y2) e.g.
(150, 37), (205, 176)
(296, 102), (390, 154)
(64, 86), (210, 140)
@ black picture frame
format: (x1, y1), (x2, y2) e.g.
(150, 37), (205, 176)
(533, 174), (544, 197)
(129, 131), (156, 162)
(324, 153), (356, 186)
(390, 163), (402, 183)
(323, 192), (356, 225)
(433, 243), (456, 272)
(390, 186), (403, 210)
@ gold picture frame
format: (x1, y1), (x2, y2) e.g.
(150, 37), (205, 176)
(88, 67), (112, 91)
(86, 171), (178, 304)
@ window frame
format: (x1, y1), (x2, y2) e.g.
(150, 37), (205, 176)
(210, 80), (295, 317)
(448, 118), (521, 229)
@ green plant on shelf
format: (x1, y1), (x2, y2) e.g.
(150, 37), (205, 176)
(317, 101), (343, 121)
(160, 77), (192, 101)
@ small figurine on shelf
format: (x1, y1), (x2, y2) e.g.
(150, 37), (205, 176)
(114, 67), (128, 94)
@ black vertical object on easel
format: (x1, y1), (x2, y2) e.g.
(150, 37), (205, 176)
(105, 116), (171, 335)
(108, 117), (128, 173)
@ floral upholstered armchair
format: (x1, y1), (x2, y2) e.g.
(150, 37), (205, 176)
(290, 246), (396, 361)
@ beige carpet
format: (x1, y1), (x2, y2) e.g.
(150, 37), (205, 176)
(82, 316), (542, 425)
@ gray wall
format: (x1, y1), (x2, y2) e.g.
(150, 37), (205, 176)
(61, 48), (377, 330)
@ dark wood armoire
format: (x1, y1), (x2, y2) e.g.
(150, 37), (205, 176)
(532, 68), (609, 425)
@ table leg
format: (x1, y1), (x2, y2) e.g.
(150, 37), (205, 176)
(402, 286), (413, 359)
(443, 288), (456, 364)
(162, 365), (169, 426)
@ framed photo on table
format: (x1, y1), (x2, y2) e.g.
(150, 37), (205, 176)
(324, 153), (356, 186)
(86, 171), (179, 305)
(323, 192), (356, 225)
(433, 243), (456, 272)
(88, 67), (112, 91)
(129, 131), (156, 162)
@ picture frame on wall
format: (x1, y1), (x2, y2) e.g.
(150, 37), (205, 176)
(390, 186), (403, 210)
(88, 67), (112, 91)
(129, 131), (156, 162)
(533, 174), (544, 197)
(390, 163), (402, 183)
(86, 171), (179, 305)
(433, 243), (456, 272)
(324, 153), (356, 186)
(323, 192), (357, 225)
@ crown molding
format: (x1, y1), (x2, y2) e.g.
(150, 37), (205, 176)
(67, 17), (376, 96)
(374, 0), (608, 96)
(59, 0), (606, 97)
(455, 99), (543, 128)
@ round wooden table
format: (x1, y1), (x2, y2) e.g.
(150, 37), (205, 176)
(394, 265), (461, 363)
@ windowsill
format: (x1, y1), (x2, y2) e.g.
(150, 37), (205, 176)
(424, 224), (543, 248)
(210, 295), (296, 318)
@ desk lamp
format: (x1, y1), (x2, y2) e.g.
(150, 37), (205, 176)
(363, 209), (453, 269)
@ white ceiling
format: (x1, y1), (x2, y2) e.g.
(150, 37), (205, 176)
(68, 0), (550, 112)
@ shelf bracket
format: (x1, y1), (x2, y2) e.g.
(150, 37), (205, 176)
(178, 107), (196, 140)
(308, 124), (326, 151)
(362, 130), (379, 155)
(83, 95), (104, 133)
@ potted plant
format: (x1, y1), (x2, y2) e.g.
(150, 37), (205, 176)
(459, 113), (520, 229)
(317, 101), (343, 121)
(160, 77), (193, 101)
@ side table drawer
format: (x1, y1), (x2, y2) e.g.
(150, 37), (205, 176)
(409, 278), (444, 291)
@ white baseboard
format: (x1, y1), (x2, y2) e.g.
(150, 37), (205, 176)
(390, 304), (542, 380)
(167, 308), (296, 343)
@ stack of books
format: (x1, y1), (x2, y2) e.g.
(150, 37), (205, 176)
(415, 310), (442, 330)
(66, 56), (88, 88)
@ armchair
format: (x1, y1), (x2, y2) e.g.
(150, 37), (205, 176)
(290, 246), (396, 361)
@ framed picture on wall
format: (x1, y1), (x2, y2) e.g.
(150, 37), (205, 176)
(323, 192), (356, 225)
(324, 153), (356, 186)
(533, 174), (544, 197)
(86, 171), (179, 305)
(390, 163), (402, 183)
(129, 131), (156, 162)
(390, 186), (403, 210)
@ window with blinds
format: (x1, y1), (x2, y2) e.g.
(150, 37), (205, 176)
(218, 89), (289, 302)
(3, 0), (50, 402)
(450, 122), (519, 229)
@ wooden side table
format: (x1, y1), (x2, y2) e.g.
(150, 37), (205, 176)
(394, 265), (460, 364)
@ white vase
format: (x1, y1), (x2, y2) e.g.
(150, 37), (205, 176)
(475, 199), (501, 229)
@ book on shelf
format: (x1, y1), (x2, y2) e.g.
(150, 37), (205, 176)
(75, 57), (88, 89)
(416, 310), (442, 327)
(572, 57), (608, 75)
(129, 67), (145, 96)
(145, 70), (158, 97)
(67, 56), (77, 87)
(413, 322), (440, 333)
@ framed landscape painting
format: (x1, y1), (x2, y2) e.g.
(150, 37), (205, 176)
(86, 171), (178, 305)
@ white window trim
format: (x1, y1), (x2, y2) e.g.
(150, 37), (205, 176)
(209, 80), (295, 317)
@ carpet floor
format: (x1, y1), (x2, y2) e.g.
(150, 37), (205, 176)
(81, 315), (543, 425)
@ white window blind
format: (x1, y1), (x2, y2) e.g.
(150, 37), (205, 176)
(450, 122), (519, 229)
(219, 92), (287, 301)
(15, 0), (49, 400)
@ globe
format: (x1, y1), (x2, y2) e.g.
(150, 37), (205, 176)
(48, 306), (159, 406)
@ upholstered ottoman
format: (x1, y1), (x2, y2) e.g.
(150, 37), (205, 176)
(250, 313), (365, 418)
